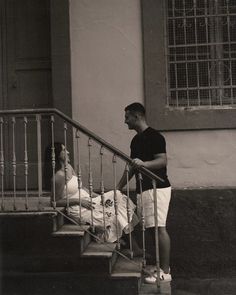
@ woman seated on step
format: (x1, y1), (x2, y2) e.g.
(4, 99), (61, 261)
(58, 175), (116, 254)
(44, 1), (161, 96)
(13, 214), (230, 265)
(44, 142), (141, 248)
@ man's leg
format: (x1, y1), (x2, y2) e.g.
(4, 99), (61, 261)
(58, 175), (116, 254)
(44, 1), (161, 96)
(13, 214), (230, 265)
(147, 226), (171, 272)
(158, 226), (171, 273)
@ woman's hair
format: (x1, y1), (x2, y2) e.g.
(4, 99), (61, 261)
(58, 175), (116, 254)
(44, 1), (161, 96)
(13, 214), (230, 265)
(44, 142), (63, 189)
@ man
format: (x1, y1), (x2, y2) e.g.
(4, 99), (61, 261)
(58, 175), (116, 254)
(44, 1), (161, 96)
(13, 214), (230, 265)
(117, 102), (172, 283)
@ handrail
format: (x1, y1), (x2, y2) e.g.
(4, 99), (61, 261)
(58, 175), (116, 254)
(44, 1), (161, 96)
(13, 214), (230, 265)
(0, 108), (164, 183)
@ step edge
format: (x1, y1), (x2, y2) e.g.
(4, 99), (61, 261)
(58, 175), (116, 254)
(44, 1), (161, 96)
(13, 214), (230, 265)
(52, 232), (85, 237)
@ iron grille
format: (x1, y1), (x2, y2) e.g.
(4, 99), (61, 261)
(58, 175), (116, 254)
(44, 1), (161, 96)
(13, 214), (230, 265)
(166, 0), (236, 108)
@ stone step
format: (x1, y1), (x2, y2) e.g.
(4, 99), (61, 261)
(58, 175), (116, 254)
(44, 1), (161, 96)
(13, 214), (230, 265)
(1, 257), (144, 295)
(81, 241), (118, 275)
(111, 256), (143, 278)
(2, 271), (142, 295)
(52, 224), (91, 254)
(139, 282), (171, 295)
(110, 256), (143, 295)
(52, 224), (91, 237)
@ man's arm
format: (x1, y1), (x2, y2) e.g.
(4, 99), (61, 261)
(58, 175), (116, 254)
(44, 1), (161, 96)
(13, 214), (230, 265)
(131, 153), (167, 171)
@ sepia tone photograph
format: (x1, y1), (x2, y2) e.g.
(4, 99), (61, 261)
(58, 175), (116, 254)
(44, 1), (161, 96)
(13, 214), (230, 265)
(0, 0), (236, 294)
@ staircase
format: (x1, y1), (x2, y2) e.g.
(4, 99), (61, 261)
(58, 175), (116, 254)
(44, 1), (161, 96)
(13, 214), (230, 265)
(0, 204), (146, 295)
(0, 109), (167, 294)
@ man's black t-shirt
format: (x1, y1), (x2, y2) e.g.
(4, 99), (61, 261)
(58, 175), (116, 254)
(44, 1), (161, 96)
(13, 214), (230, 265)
(130, 127), (171, 193)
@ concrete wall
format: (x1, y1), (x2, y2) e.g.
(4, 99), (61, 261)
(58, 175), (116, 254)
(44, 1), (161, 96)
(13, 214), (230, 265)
(165, 129), (236, 188)
(69, 0), (143, 189)
(69, 0), (236, 189)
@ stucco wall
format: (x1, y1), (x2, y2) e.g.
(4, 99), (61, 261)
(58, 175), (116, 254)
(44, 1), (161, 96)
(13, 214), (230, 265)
(70, 0), (143, 148)
(165, 130), (236, 188)
(69, 0), (236, 189)
(69, 0), (143, 189)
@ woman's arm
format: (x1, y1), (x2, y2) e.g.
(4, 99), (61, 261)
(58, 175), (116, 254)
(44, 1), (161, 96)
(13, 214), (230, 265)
(54, 171), (66, 201)
(53, 171), (94, 209)
(82, 186), (99, 198)
(55, 196), (94, 210)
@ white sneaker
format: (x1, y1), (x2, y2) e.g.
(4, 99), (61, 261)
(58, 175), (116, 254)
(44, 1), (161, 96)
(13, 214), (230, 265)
(160, 268), (172, 282)
(144, 268), (172, 284)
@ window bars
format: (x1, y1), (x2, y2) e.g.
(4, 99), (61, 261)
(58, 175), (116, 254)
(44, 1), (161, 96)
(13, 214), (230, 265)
(166, 0), (236, 108)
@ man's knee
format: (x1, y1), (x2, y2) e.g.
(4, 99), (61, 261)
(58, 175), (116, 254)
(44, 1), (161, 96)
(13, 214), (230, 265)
(158, 226), (168, 236)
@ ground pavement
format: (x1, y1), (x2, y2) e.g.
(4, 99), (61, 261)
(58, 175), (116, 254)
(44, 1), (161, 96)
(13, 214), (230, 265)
(140, 277), (236, 294)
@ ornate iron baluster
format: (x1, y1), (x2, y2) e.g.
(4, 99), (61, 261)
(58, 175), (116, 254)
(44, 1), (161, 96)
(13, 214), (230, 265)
(138, 172), (146, 267)
(100, 146), (106, 239)
(36, 114), (42, 208)
(12, 117), (17, 210)
(126, 164), (133, 258)
(64, 122), (69, 213)
(24, 117), (29, 210)
(88, 138), (94, 231)
(0, 117), (4, 211)
(51, 115), (56, 209)
(152, 179), (160, 290)
(112, 154), (120, 249)
(76, 129), (82, 223)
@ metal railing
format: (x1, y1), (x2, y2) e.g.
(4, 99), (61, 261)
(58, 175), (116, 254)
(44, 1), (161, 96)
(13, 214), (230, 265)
(0, 108), (164, 289)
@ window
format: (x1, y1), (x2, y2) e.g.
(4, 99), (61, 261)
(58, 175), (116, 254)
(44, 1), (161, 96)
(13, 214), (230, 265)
(142, 0), (236, 130)
(167, 0), (236, 108)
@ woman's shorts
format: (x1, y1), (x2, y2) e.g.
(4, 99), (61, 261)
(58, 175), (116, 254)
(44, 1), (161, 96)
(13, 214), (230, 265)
(137, 186), (171, 228)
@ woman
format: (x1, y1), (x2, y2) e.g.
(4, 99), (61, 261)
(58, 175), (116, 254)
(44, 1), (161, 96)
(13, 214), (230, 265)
(44, 142), (139, 244)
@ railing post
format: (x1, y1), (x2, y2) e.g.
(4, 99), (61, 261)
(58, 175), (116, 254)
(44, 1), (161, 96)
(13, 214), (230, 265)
(64, 122), (69, 213)
(88, 137), (94, 232)
(113, 154), (120, 249)
(76, 129), (82, 223)
(36, 114), (42, 207)
(0, 117), (4, 211)
(12, 117), (17, 210)
(152, 179), (161, 291)
(24, 116), (29, 210)
(138, 172), (146, 268)
(51, 115), (56, 209)
(126, 163), (133, 258)
(100, 146), (106, 239)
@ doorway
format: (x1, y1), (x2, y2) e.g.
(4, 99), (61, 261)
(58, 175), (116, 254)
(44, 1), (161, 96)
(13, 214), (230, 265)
(0, 0), (52, 189)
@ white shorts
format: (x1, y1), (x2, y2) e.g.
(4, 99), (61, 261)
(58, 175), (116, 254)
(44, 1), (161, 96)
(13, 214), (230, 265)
(137, 187), (171, 228)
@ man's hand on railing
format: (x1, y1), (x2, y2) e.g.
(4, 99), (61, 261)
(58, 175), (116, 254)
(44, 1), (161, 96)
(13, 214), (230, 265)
(130, 158), (145, 169)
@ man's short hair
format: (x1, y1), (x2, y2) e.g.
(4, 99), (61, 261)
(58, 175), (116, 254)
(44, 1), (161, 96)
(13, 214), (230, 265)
(125, 102), (146, 116)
